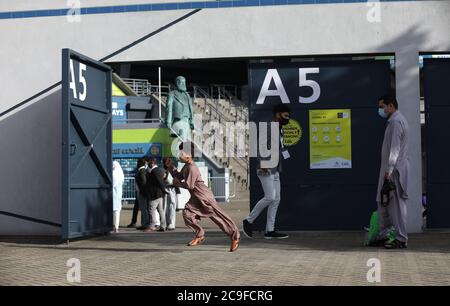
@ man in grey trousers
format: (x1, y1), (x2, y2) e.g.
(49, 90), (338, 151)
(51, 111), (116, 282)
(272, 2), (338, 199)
(243, 104), (292, 239)
(146, 157), (167, 232)
(375, 95), (410, 249)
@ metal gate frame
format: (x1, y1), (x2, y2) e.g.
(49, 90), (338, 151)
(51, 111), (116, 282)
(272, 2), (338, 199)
(62, 49), (113, 240)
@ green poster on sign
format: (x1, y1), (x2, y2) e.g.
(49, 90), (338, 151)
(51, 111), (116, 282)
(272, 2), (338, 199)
(309, 109), (352, 169)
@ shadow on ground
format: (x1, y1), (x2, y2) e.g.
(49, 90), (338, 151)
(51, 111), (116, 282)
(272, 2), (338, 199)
(2, 229), (450, 254)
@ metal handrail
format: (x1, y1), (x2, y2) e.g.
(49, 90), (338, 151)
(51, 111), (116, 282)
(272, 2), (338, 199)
(193, 85), (210, 99)
(191, 85), (249, 173)
(193, 86), (237, 123)
(149, 84), (171, 97)
(122, 78), (172, 99)
(212, 85), (248, 123)
(122, 78), (151, 96)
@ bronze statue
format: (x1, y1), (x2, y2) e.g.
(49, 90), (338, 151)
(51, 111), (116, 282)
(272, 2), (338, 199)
(166, 76), (194, 141)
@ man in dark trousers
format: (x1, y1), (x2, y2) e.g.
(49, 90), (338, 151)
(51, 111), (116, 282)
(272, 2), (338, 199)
(127, 163), (142, 228)
(146, 157), (168, 232)
(135, 157), (151, 231)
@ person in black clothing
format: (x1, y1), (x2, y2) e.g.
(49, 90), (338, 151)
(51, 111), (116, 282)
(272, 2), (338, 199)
(127, 163), (142, 228)
(126, 197), (140, 228)
(135, 157), (152, 231)
(146, 157), (168, 232)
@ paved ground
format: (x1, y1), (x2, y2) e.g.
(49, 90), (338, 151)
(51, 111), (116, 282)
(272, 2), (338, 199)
(1, 194), (450, 286)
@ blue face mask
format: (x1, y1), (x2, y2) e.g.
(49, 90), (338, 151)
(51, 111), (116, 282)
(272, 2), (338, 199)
(378, 108), (388, 119)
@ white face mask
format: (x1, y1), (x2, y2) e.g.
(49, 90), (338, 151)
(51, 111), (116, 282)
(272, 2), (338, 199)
(378, 107), (388, 119)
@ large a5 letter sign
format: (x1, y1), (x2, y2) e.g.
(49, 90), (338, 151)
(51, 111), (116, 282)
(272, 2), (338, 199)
(69, 59), (87, 102)
(299, 68), (320, 104)
(256, 67), (321, 105)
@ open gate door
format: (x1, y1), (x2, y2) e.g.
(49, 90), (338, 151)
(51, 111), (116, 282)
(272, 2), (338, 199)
(62, 49), (113, 240)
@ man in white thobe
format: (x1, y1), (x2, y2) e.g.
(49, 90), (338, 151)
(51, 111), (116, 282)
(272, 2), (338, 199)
(375, 95), (410, 249)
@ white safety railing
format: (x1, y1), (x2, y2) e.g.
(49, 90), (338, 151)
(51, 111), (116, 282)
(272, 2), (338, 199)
(121, 176), (233, 202)
(122, 78), (151, 96)
(121, 78), (171, 97)
(209, 176), (235, 202)
(122, 177), (136, 201)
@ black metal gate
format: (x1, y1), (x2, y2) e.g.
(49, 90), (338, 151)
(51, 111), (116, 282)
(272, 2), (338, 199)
(248, 59), (391, 230)
(424, 57), (450, 228)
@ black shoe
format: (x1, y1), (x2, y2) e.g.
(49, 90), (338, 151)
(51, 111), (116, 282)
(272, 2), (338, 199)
(242, 219), (253, 238)
(264, 231), (289, 239)
(136, 226), (146, 230)
(157, 227), (165, 232)
(366, 239), (388, 247)
(384, 239), (407, 249)
(127, 223), (136, 228)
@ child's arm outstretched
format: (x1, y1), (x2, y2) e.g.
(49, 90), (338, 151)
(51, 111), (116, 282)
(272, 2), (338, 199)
(163, 157), (197, 191)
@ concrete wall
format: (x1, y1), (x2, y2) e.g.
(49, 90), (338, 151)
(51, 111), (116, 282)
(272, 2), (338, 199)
(1, 1), (450, 233)
(0, 9), (188, 113)
(0, 88), (62, 235)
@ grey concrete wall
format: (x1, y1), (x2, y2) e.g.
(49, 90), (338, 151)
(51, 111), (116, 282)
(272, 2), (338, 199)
(108, 2), (450, 61)
(0, 88), (62, 235)
(0, 9), (187, 113)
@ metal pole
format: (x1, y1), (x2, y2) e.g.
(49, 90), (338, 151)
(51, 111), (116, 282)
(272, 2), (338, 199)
(158, 67), (162, 120)
(158, 67), (162, 118)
